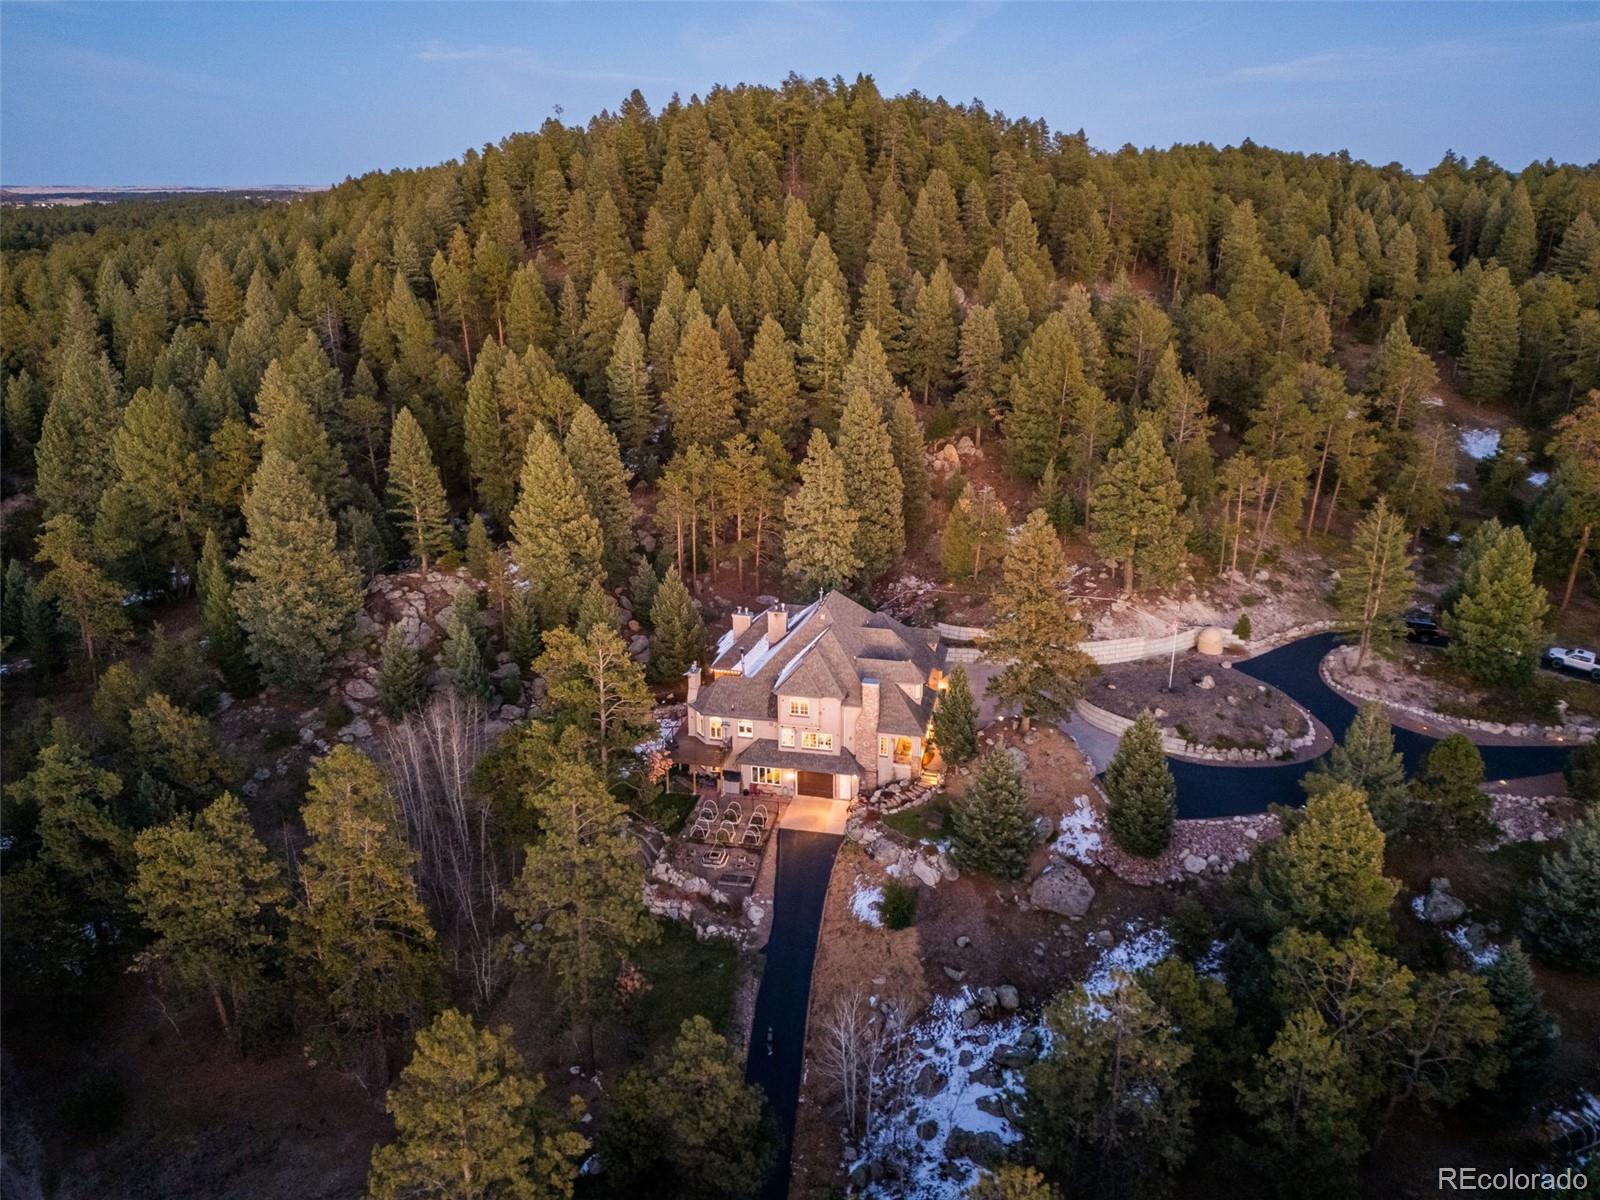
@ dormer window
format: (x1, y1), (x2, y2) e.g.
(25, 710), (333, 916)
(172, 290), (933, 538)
(788, 699), (810, 717)
(737, 719), (754, 739)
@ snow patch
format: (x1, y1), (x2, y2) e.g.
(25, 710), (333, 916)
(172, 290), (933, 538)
(1051, 797), (1103, 863)
(634, 715), (682, 758)
(1528, 471), (1550, 488)
(1446, 925), (1501, 970)
(1450, 481), (1472, 491)
(1460, 427), (1501, 461)
(1081, 925), (1173, 1017)
(851, 878), (885, 927)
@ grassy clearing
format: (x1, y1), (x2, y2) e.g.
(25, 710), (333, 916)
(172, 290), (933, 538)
(881, 799), (951, 843)
(631, 919), (741, 1043)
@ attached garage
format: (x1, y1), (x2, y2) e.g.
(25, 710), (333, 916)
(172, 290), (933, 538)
(796, 770), (834, 799)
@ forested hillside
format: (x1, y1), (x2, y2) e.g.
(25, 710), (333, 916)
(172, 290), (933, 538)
(2, 74), (1598, 1200)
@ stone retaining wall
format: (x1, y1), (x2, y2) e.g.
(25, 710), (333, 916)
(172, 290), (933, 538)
(1072, 696), (1318, 763)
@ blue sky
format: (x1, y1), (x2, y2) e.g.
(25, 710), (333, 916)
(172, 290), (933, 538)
(3, 2), (1597, 186)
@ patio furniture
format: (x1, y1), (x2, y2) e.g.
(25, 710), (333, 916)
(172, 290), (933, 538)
(722, 801), (742, 822)
(740, 827), (762, 848)
(750, 804), (769, 828)
(689, 819), (711, 842)
(700, 848), (729, 868)
(716, 822), (736, 845)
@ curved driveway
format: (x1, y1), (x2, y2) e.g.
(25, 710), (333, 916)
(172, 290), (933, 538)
(1170, 632), (1574, 817)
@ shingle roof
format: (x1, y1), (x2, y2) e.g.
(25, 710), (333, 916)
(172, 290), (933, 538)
(735, 738), (863, 776)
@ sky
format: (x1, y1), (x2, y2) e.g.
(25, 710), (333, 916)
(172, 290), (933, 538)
(2, 2), (1597, 187)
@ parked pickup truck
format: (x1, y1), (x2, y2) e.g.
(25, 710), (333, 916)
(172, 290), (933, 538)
(1545, 647), (1599, 677)
(1404, 606), (1447, 644)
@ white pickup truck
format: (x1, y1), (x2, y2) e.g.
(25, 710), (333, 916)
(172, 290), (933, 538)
(1545, 647), (1599, 677)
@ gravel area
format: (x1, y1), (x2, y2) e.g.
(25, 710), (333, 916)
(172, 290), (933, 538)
(1086, 653), (1308, 752)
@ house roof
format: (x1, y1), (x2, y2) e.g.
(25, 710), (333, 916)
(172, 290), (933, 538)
(877, 682), (933, 738)
(695, 591), (940, 720)
(736, 738), (863, 776)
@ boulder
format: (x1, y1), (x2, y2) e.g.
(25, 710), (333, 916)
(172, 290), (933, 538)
(1029, 862), (1095, 917)
(344, 677), (378, 701)
(1423, 877), (1467, 925)
(970, 1064), (1004, 1088)
(914, 1064), (947, 1096)
(959, 1007), (982, 1029)
(1183, 854), (1208, 874)
(1196, 674), (1216, 690)
(912, 857), (943, 887)
(945, 1128), (1004, 1165)
(995, 985), (1020, 1010)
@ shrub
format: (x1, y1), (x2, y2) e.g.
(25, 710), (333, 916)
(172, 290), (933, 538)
(1565, 741), (1600, 807)
(880, 881), (918, 929)
(1232, 612), (1252, 640)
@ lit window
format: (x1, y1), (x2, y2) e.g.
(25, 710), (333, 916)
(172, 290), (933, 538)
(780, 727), (795, 748)
(737, 720), (754, 739)
(801, 730), (834, 751)
(879, 735), (890, 757)
(788, 699), (810, 717)
(749, 766), (781, 785)
(707, 718), (724, 740)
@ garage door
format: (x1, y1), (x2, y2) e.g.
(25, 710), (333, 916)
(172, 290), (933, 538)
(796, 770), (834, 798)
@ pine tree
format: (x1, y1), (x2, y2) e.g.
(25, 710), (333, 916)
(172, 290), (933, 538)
(951, 748), (1036, 879)
(1145, 346), (1215, 490)
(443, 587), (490, 703)
(1478, 940), (1556, 1115)
(572, 578), (618, 638)
(599, 1016), (774, 1199)
(955, 304), (1004, 443)
(111, 384), (202, 564)
(629, 557), (660, 626)
(508, 757), (657, 1063)
(1462, 266), (1521, 401)
(1003, 312), (1091, 480)
(967, 1167), (1059, 1200)
(665, 313), (739, 448)
(463, 346), (514, 525)
(649, 564), (704, 684)
(367, 1008), (586, 1200)
(197, 529), (254, 693)
(840, 323), (899, 413)
(34, 513), (130, 674)
(1256, 783), (1399, 941)
(378, 624), (427, 720)
(933, 664), (980, 765)
(744, 315), (803, 448)
(562, 404), (634, 581)
(906, 262), (958, 403)
(534, 624), (654, 774)
(465, 514), (494, 581)
(982, 509), (1094, 730)
(1524, 811), (1600, 973)
(1304, 702), (1409, 833)
(506, 587), (541, 669)
(36, 322), (124, 523)
(509, 428), (604, 628)
(1088, 421), (1189, 594)
(1334, 496), (1416, 669)
(1367, 318), (1438, 431)
(606, 308), (654, 454)
(291, 747), (439, 1071)
(234, 450), (361, 691)
(1235, 1009), (1365, 1198)
(784, 429), (862, 593)
(129, 692), (226, 800)
(1446, 522), (1548, 690)
(1105, 712), (1177, 857)
(836, 387), (905, 581)
(1408, 734), (1493, 847)
(800, 281), (850, 429)
(385, 408), (452, 571)
(887, 390), (931, 541)
(131, 791), (288, 1037)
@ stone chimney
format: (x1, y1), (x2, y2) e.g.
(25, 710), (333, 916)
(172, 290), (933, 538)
(854, 677), (881, 792)
(686, 662), (701, 705)
(765, 604), (788, 645)
(730, 608), (752, 638)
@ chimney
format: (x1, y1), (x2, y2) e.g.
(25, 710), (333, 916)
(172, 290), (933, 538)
(730, 608), (752, 638)
(766, 604), (788, 645)
(686, 662), (701, 705)
(855, 677), (881, 791)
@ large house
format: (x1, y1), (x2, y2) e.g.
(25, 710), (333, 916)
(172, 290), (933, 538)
(672, 591), (946, 806)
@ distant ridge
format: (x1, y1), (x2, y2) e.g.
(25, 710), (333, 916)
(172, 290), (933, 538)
(1, 184), (326, 206)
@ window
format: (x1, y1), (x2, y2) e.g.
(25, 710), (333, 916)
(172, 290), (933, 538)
(801, 730), (834, 751)
(780, 727), (796, 748)
(788, 698), (810, 717)
(707, 717), (724, 741)
(737, 720), (754, 739)
(879, 735), (890, 757)
(749, 766), (782, 786)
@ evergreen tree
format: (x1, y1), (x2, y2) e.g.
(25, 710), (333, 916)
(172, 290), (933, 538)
(1446, 522), (1548, 691)
(1334, 496), (1415, 669)
(1088, 421), (1189, 594)
(1478, 940), (1556, 1116)
(982, 510), (1094, 730)
(955, 304), (1005, 443)
(1523, 811), (1600, 973)
(291, 747), (439, 1071)
(378, 624), (427, 720)
(648, 564), (703, 685)
(1256, 783), (1399, 941)
(1462, 266), (1521, 401)
(533, 624), (654, 774)
(629, 557), (660, 626)
(129, 692), (226, 800)
(464, 346), (514, 525)
(386, 408), (452, 571)
(465, 513), (494, 581)
(507, 758), (657, 1063)
(836, 387), (905, 581)
(599, 1016), (774, 1200)
(906, 262), (959, 403)
(111, 384), (203, 564)
(1004, 312), (1092, 480)
(572, 579), (618, 638)
(131, 791), (288, 1037)
(952, 747), (1037, 880)
(1408, 734), (1493, 847)
(367, 1008), (586, 1200)
(506, 587), (542, 669)
(783, 429), (862, 593)
(1303, 702), (1409, 833)
(443, 587), (490, 703)
(1566, 740), (1600, 808)
(799, 281), (850, 430)
(606, 308), (654, 454)
(234, 450), (361, 690)
(509, 428), (605, 628)
(36, 322), (124, 523)
(887, 390), (931, 541)
(1235, 1009), (1365, 1199)
(744, 315), (804, 448)
(564, 404), (635, 579)
(34, 513), (130, 673)
(1366, 318), (1438, 431)
(1105, 712), (1177, 858)
(933, 664), (979, 765)
(1020, 972), (1194, 1199)
(665, 313), (739, 448)
(197, 529), (255, 693)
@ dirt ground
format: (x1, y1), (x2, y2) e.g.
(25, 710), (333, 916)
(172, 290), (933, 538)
(1086, 652), (1309, 751)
